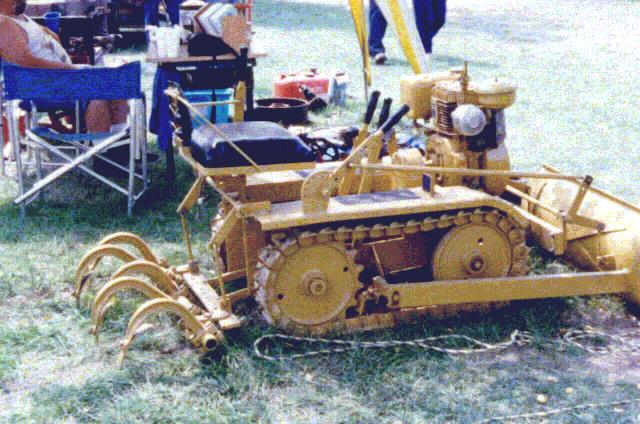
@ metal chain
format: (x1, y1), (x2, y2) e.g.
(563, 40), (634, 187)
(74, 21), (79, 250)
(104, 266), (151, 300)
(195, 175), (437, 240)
(254, 326), (640, 361)
(560, 327), (640, 355)
(254, 326), (640, 422)
(477, 398), (640, 423)
(253, 329), (534, 361)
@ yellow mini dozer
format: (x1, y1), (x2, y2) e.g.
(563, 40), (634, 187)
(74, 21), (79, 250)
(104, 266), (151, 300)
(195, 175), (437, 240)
(75, 69), (640, 363)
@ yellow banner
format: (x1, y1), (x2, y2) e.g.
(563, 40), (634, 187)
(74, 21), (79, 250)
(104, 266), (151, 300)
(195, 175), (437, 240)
(350, 0), (431, 74)
(387, 0), (421, 73)
(349, 0), (372, 86)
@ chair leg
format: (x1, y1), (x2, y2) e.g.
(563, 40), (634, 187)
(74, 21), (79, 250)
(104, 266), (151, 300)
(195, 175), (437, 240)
(139, 99), (148, 191)
(34, 148), (43, 202)
(142, 133), (148, 191)
(8, 102), (26, 215)
(0, 101), (5, 177)
(15, 139), (25, 218)
(127, 101), (136, 217)
(0, 139), (4, 177)
(14, 133), (126, 205)
(0, 141), (5, 178)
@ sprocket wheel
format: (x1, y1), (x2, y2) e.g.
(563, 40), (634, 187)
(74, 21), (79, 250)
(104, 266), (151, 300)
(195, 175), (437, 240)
(254, 237), (363, 335)
(432, 212), (528, 280)
(430, 211), (529, 314)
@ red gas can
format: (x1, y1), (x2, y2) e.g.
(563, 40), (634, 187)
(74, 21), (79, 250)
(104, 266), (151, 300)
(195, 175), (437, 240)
(2, 113), (25, 144)
(273, 69), (331, 101)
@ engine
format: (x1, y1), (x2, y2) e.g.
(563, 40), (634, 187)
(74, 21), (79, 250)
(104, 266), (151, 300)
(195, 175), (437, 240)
(400, 67), (517, 195)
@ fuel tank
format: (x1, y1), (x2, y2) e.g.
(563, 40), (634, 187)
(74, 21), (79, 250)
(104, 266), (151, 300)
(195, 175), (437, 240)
(273, 69), (331, 101)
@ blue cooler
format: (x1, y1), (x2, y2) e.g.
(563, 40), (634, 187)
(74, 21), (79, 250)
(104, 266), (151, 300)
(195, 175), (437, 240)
(183, 89), (232, 127)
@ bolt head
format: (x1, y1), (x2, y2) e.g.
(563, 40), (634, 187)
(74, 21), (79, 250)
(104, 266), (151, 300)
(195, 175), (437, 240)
(308, 278), (327, 296)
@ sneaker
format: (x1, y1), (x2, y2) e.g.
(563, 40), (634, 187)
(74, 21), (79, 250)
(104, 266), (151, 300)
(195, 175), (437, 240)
(373, 52), (387, 65)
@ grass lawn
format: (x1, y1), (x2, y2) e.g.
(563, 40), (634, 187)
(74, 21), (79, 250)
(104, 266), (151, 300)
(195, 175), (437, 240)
(2, 0), (640, 422)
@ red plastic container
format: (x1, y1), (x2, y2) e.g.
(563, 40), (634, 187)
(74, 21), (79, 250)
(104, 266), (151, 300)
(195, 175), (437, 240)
(2, 113), (25, 144)
(273, 69), (331, 100)
(234, 0), (253, 23)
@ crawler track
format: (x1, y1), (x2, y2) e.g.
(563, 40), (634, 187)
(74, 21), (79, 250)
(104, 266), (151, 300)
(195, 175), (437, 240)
(254, 208), (530, 336)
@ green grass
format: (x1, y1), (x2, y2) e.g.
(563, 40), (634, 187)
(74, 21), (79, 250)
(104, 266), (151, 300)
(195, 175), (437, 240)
(2, 0), (640, 422)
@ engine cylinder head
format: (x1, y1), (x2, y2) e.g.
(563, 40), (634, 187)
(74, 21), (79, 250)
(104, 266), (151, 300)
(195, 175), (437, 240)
(433, 99), (457, 135)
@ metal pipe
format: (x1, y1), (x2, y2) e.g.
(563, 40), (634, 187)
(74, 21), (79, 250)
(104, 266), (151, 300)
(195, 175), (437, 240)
(223, 270), (246, 283)
(8, 100), (25, 216)
(378, 269), (630, 309)
(0, 93), (5, 176)
(14, 131), (130, 203)
(190, 100), (241, 107)
(351, 163), (585, 181)
(140, 100), (149, 191)
(127, 99), (136, 216)
(44, 138), (145, 179)
(505, 184), (562, 216)
(180, 212), (194, 261)
(205, 177), (241, 208)
(542, 164), (640, 214)
(75, 102), (81, 135)
(211, 247), (226, 296)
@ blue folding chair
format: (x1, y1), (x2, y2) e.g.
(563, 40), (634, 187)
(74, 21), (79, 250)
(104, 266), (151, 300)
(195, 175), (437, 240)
(3, 62), (148, 216)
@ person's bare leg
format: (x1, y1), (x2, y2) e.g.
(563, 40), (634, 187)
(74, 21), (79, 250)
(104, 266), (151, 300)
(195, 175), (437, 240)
(85, 100), (111, 133)
(108, 100), (129, 125)
(85, 100), (129, 132)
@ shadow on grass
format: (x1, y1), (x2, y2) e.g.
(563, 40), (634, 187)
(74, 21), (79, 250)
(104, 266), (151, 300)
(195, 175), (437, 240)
(0, 157), (214, 244)
(22, 371), (134, 421)
(11, 294), (630, 423)
(198, 296), (573, 378)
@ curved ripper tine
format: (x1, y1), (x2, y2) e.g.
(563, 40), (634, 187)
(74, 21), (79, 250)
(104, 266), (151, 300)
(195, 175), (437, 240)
(109, 260), (178, 295)
(118, 298), (209, 366)
(98, 232), (161, 265)
(132, 323), (155, 339)
(91, 277), (171, 341)
(93, 300), (113, 343)
(75, 245), (138, 308)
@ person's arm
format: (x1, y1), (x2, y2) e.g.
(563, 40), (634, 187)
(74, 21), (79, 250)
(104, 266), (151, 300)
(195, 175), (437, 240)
(0, 17), (75, 69)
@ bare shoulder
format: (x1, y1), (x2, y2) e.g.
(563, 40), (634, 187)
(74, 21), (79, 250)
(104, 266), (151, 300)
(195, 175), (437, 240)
(0, 15), (20, 35)
(0, 15), (28, 59)
(0, 15), (29, 33)
(0, 15), (26, 42)
(0, 14), (15, 27)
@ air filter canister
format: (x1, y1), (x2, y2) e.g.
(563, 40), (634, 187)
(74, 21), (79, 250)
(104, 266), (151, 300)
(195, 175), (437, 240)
(451, 104), (486, 136)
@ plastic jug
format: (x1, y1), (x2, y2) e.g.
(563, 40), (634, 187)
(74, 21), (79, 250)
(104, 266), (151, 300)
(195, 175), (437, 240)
(328, 72), (349, 106)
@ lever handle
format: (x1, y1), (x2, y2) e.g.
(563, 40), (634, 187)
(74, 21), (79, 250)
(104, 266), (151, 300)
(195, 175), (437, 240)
(363, 90), (381, 125)
(376, 97), (393, 129)
(380, 104), (410, 134)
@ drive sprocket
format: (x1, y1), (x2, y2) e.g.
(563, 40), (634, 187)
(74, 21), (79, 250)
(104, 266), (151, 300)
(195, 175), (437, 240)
(254, 236), (363, 336)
